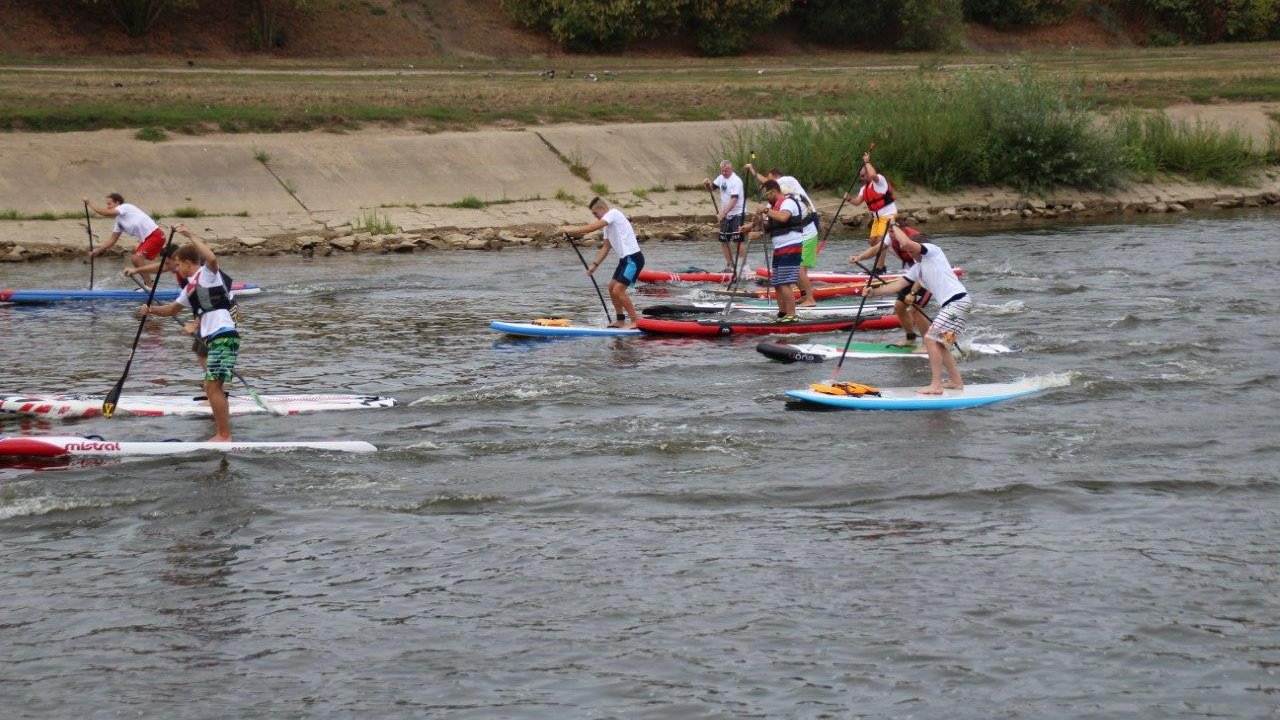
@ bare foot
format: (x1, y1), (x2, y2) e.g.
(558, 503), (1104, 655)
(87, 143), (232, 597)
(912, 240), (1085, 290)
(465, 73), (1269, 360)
(621, 321), (638, 329)
(943, 382), (964, 390)
(916, 386), (943, 395)
(798, 298), (817, 307)
(207, 434), (232, 442)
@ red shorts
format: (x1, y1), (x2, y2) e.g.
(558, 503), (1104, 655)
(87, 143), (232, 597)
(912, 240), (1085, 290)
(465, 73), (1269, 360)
(134, 228), (166, 260)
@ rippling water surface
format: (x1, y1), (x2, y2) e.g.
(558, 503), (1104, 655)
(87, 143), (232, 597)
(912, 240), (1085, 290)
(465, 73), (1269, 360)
(1, 213), (1278, 718)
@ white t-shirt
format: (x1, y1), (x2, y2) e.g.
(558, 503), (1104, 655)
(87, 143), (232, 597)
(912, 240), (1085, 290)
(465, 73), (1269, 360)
(601, 208), (641, 257)
(778, 176), (817, 238)
(904, 243), (967, 303)
(855, 175), (897, 218)
(112, 203), (159, 240)
(176, 265), (238, 340)
(712, 173), (745, 218)
(769, 196), (806, 250)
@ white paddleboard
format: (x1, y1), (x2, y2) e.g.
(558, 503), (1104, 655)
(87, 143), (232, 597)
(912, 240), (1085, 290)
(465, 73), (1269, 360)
(786, 375), (1067, 410)
(759, 341), (1012, 362)
(0, 435), (376, 458)
(490, 320), (643, 337)
(0, 393), (397, 419)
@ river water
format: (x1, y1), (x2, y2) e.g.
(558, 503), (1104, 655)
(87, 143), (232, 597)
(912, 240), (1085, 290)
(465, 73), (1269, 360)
(1, 212), (1277, 718)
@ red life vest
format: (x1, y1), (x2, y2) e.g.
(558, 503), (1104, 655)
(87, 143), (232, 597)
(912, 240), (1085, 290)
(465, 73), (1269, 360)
(863, 177), (895, 215)
(890, 226), (922, 265)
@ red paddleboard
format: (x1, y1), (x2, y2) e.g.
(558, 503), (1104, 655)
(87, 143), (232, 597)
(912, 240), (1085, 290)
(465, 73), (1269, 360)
(755, 267), (965, 283)
(635, 314), (899, 337)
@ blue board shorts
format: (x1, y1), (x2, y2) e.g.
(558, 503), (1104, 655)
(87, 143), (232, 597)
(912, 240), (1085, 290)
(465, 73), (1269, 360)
(612, 251), (645, 287)
(771, 246), (802, 287)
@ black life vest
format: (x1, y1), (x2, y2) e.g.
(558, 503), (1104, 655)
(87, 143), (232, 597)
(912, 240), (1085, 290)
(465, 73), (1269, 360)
(767, 195), (816, 238)
(184, 269), (236, 318)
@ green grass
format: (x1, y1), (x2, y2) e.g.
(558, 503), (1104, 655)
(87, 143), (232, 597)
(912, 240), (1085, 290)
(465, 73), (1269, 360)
(352, 210), (398, 235)
(554, 188), (579, 203)
(446, 195), (485, 209)
(725, 69), (1274, 193)
(631, 188), (648, 199)
(0, 209), (84, 221)
(172, 206), (205, 218)
(590, 183), (609, 195)
(134, 126), (168, 142)
(253, 148), (271, 164)
(647, 184), (668, 193)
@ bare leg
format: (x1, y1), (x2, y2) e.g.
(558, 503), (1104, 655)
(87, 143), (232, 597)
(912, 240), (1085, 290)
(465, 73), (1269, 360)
(777, 284), (797, 317)
(798, 266), (815, 306)
(720, 241), (733, 270)
(610, 280), (639, 329)
(939, 339), (964, 389)
(917, 337), (948, 395)
(205, 379), (232, 441)
(130, 253), (154, 287)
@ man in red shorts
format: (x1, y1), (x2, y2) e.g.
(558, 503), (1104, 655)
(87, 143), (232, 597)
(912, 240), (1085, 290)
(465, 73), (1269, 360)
(84, 193), (165, 286)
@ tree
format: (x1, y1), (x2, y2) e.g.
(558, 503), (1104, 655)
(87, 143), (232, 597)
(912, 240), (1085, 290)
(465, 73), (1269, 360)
(243, 0), (317, 50)
(82, 0), (196, 38)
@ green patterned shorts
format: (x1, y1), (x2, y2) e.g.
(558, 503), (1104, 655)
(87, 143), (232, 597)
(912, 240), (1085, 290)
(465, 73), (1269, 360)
(204, 335), (241, 383)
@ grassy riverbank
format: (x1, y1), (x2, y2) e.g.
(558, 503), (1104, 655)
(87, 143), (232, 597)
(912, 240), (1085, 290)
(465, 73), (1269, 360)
(3, 43), (1280, 134)
(725, 70), (1279, 193)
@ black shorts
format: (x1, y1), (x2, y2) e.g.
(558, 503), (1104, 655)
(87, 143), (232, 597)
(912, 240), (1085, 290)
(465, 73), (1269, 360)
(719, 214), (744, 243)
(897, 286), (931, 306)
(612, 252), (645, 287)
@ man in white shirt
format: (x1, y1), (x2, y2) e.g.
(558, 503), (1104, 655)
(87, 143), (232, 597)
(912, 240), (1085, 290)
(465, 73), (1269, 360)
(842, 152), (897, 274)
(704, 160), (745, 273)
(85, 193), (166, 285)
(561, 197), (646, 329)
(863, 225), (972, 394)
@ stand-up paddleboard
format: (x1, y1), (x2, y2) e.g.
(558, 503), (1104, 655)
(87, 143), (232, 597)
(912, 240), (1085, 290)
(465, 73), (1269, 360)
(0, 435), (376, 457)
(643, 299), (896, 317)
(707, 282), (881, 301)
(638, 269), (749, 284)
(0, 393), (397, 419)
(490, 320), (643, 338)
(757, 341), (1013, 363)
(755, 267), (965, 283)
(635, 314), (899, 337)
(0, 283), (262, 304)
(785, 375), (1063, 410)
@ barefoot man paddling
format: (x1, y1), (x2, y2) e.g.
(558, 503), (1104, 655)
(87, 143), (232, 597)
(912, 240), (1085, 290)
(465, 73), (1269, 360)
(85, 193), (165, 286)
(561, 197), (646, 329)
(862, 224), (972, 394)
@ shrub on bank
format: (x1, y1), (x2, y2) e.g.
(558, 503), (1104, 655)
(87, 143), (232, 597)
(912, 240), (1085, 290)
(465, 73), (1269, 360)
(721, 70), (1271, 193)
(962, 0), (1084, 29)
(1107, 0), (1280, 43)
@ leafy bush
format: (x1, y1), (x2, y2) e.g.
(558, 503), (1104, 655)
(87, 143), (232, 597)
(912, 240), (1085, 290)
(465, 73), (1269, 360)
(1111, 0), (1280, 43)
(793, 0), (896, 46)
(81, 0), (196, 37)
(963, 0), (1083, 28)
(896, 0), (965, 50)
(1113, 113), (1262, 183)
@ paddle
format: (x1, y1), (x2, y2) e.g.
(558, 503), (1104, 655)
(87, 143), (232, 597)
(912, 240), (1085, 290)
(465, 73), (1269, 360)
(567, 235), (613, 325)
(83, 201), (95, 290)
(822, 225), (891, 385)
(124, 271), (277, 415)
(103, 227), (176, 419)
(719, 233), (753, 317)
(818, 142), (875, 256)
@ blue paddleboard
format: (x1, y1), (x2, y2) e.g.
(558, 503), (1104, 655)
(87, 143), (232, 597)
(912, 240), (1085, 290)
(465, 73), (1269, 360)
(785, 376), (1065, 411)
(0, 283), (261, 304)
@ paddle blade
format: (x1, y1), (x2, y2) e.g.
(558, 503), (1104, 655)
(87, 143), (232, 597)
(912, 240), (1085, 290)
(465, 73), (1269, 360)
(102, 377), (126, 419)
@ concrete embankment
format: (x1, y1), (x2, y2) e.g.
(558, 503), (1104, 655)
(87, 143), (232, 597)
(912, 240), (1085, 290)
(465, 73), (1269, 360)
(0, 109), (1277, 263)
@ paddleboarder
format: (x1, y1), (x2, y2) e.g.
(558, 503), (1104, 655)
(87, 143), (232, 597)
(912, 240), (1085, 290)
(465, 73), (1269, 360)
(745, 179), (806, 322)
(746, 165), (820, 306)
(560, 197), (645, 329)
(849, 221), (932, 349)
(842, 152), (897, 274)
(703, 161), (746, 273)
(126, 255), (242, 372)
(84, 193), (165, 286)
(862, 225), (971, 394)
(136, 225), (240, 441)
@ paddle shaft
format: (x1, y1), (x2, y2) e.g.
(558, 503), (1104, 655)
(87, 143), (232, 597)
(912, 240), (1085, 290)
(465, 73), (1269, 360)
(568, 236), (613, 324)
(829, 226), (890, 382)
(84, 202), (94, 290)
(103, 228), (177, 418)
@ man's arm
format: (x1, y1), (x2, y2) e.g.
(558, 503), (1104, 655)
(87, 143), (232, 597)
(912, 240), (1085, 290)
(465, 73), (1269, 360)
(863, 277), (908, 298)
(560, 218), (608, 237)
(138, 301), (184, 318)
(124, 260), (162, 277)
(83, 197), (120, 218)
(90, 231), (123, 257)
(176, 224), (217, 272)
